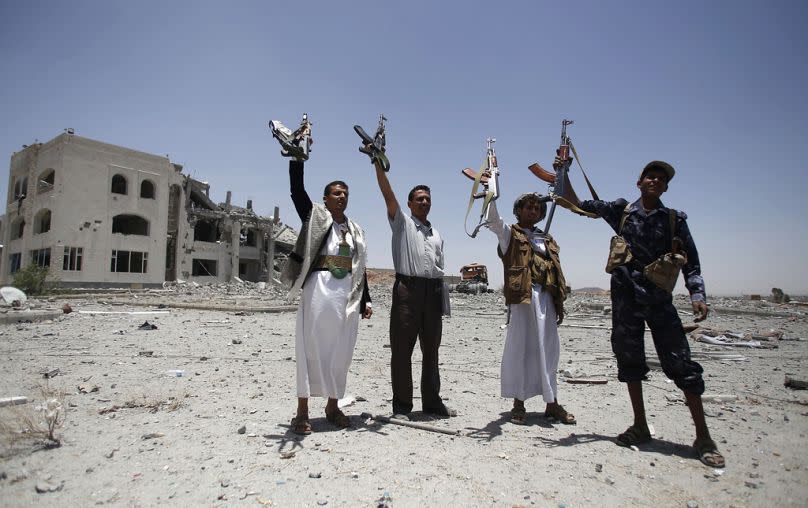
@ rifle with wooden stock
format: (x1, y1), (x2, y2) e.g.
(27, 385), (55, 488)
(461, 138), (500, 238)
(528, 119), (599, 234)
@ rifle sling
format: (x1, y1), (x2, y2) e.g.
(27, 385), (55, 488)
(463, 156), (495, 236)
(554, 196), (598, 218)
(569, 140), (600, 201)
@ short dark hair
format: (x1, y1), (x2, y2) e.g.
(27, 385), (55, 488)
(407, 185), (431, 202)
(324, 180), (348, 197)
(512, 193), (547, 219)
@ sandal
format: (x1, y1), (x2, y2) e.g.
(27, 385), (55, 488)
(694, 437), (725, 468)
(326, 409), (352, 429)
(510, 406), (527, 425)
(544, 404), (576, 425)
(615, 424), (652, 447)
(290, 416), (312, 435)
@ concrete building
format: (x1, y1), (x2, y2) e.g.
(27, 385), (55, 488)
(1, 131), (294, 288)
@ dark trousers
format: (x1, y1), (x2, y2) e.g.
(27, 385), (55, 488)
(610, 275), (705, 395)
(390, 274), (444, 414)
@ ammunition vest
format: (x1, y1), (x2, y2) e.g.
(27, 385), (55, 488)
(498, 225), (567, 307)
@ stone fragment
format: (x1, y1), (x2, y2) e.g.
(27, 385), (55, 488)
(35, 481), (62, 493)
(77, 384), (99, 394)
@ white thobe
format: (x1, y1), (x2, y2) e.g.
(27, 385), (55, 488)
(295, 222), (360, 398)
(485, 201), (560, 403)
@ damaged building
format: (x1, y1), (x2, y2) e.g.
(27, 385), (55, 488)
(0, 131), (296, 288)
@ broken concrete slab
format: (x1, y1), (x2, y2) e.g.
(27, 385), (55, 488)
(0, 311), (63, 324)
(0, 396), (29, 407)
(701, 394), (739, 403)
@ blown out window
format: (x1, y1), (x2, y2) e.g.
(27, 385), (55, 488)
(31, 248), (51, 267)
(9, 253), (22, 274)
(192, 259), (217, 276)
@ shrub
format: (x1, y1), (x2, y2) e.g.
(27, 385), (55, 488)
(12, 264), (50, 295)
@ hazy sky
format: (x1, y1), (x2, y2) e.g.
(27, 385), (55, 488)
(1, 1), (806, 296)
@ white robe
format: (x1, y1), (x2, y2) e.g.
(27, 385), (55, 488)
(486, 201), (560, 403)
(295, 222), (360, 398)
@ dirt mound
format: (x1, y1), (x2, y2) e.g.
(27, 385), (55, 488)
(366, 268), (396, 286)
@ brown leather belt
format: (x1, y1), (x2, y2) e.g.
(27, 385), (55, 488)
(312, 255), (352, 272)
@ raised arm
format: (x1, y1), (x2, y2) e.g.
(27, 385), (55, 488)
(373, 159), (399, 220)
(289, 160), (313, 222)
(579, 198), (629, 233)
(484, 199), (511, 253)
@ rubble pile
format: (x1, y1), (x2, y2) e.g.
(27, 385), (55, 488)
(163, 279), (289, 301)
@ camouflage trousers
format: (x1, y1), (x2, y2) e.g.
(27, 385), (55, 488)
(609, 274), (705, 395)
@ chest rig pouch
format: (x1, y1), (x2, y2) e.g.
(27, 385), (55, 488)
(642, 209), (687, 292)
(605, 206), (633, 273)
(605, 206), (687, 293)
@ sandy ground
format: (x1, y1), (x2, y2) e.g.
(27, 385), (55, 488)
(1, 281), (807, 507)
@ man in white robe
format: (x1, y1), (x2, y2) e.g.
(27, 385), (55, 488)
(485, 193), (575, 425)
(279, 157), (371, 435)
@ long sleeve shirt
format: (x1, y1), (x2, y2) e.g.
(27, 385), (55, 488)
(289, 160), (312, 222)
(287, 160), (371, 310)
(579, 198), (706, 303)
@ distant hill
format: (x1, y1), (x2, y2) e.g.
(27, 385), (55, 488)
(367, 268), (397, 286)
(366, 268), (461, 286)
(573, 287), (608, 294)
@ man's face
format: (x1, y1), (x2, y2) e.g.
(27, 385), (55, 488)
(407, 190), (431, 219)
(516, 201), (545, 226)
(637, 168), (668, 198)
(323, 184), (349, 215)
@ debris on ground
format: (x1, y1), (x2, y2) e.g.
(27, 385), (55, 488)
(0, 396), (29, 407)
(0, 286), (28, 307)
(76, 384), (99, 394)
(690, 328), (780, 348)
(784, 375), (808, 390)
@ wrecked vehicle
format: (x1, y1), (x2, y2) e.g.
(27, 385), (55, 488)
(454, 263), (490, 294)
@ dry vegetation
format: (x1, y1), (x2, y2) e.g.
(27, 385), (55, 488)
(98, 393), (187, 415)
(0, 383), (65, 455)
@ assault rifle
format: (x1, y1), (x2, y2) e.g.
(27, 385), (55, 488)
(354, 114), (390, 171)
(268, 113), (312, 161)
(461, 138), (500, 238)
(528, 119), (598, 234)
